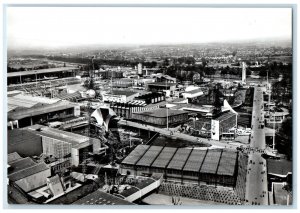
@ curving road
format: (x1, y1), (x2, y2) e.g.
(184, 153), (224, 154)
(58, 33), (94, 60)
(244, 86), (268, 205)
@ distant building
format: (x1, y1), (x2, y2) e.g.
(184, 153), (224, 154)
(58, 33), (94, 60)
(7, 67), (80, 85)
(112, 78), (134, 88)
(131, 108), (188, 127)
(102, 90), (140, 103)
(146, 82), (177, 96)
(153, 74), (177, 83)
(134, 92), (165, 105)
(98, 70), (124, 79)
(109, 93), (164, 119)
(137, 63), (143, 75)
(133, 78), (155, 88)
(182, 88), (204, 100)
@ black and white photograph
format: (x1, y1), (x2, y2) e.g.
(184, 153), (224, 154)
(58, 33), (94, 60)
(2, 1), (296, 208)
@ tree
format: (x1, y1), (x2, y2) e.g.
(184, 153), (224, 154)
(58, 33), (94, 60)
(259, 69), (267, 77)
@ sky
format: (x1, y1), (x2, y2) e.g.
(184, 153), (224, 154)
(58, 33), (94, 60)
(7, 7), (292, 49)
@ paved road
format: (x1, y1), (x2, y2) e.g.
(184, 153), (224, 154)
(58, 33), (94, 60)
(118, 119), (240, 150)
(244, 87), (268, 205)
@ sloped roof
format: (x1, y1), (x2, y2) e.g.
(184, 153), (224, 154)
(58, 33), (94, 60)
(8, 157), (36, 175)
(8, 162), (50, 182)
(167, 148), (192, 170)
(121, 145), (149, 165)
(8, 152), (22, 164)
(151, 147), (177, 169)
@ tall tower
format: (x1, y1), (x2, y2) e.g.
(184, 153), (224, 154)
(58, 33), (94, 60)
(242, 62), (247, 83)
(137, 63), (142, 75)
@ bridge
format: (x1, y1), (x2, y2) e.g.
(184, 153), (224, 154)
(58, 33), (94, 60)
(244, 86), (268, 205)
(118, 119), (241, 150)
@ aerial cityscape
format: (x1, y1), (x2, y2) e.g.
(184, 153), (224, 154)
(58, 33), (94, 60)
(6, 6), (293, 206)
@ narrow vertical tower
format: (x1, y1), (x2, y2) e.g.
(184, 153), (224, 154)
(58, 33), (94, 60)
(242, 62), (247, 83)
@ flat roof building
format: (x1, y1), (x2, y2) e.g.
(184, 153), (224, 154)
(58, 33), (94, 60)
(8, 129), (43, 157)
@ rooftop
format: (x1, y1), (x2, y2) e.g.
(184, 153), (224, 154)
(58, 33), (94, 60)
(214, 111), (236, 122)
(133, 108), (187, 118)
(72, 190), (134, 205)
(7, 67), (79, 78)
(8, 157), (36, 175)
(267, 159), (292, 176)
(8, 152), (22, 164)
(106, 90), (138, 97)
(147, 82), (177, 87)
(183, 88), (203, 95)
(167, 148), (192, 170)
(136, 146), (163, 167)
(121, 145), (149, 166)
(200, 150), (222, 174)
(34, 127), (98, 149)
(121, 146), (238, 176)
(216, 150), (237, 176)
(8, 162), (49, 182)
(8, 129), (41, 147)
(8, 101), (77, 120)
(151, 147), (177, 169)
(183, 149), (207, 172)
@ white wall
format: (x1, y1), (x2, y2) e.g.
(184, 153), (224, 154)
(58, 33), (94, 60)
(211, 119), (220, 140)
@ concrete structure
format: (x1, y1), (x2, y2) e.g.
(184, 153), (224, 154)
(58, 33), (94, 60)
(47, 158), (72, 176)
(131, 108), (189, 127)
(211, 111), (237, 141)
(102, 90), (140, 103)
(120, 145), (238, 188)
(137, 63), (143, 75)
(91, 107), (118, 131)
(242, 62), (246, 83)
(27, 126), (107, 166)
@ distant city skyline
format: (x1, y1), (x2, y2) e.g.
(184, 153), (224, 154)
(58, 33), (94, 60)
(7, 7), (292, 49)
